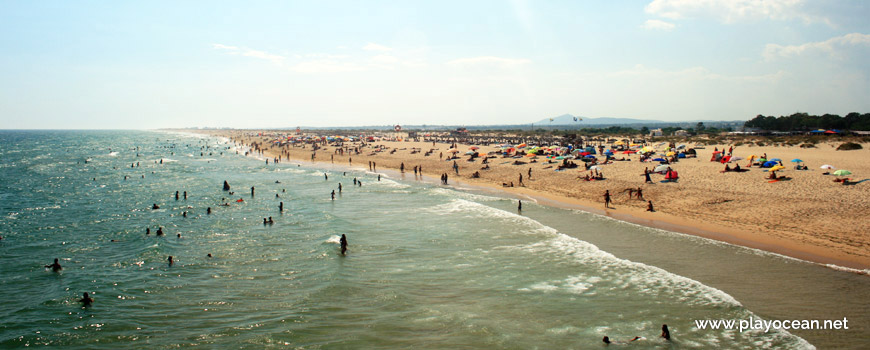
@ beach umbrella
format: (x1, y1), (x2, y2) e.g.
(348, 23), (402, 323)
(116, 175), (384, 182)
(517, 143), (527, 148)
(768, 165), (785, 172)
(820, 164), (835, 170)
(730, 156), (744, 162)
(588, 165), (601, 171)
(770, 158), (782, 162)
(762, 161), (777, 168)
(469, 146), (479, 150)
(555, 156), (565, 160)
(653, 165), (670, 173)
(832, 170), (852, 176)
(465, 151), (476, 155)
(525, 153), (536, 158)
(790, 159), (803, 163)
(652, 158), (666, 162)
(666, 152), (676, 156)
(448, 149), (459, 153)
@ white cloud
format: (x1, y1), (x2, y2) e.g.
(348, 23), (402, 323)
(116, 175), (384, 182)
(446, 56), (532, 68)
(363, 43), (393, 52)
(763, 33), (870, 61)
(212, 44), (284, 64)
(212, 43), (239, 51)
(641, 19), (675, 31)
(613, 64), (787, 83)
(242, 50), (285, 63)
(289, 60), (365, 74)
(644, 0), (828, 25)
(371, 55), (400, 64)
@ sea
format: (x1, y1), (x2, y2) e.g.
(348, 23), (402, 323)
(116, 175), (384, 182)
(0, 130), (867, 349)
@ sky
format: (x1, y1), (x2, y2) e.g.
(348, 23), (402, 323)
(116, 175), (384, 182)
(1, 0), (869, 129)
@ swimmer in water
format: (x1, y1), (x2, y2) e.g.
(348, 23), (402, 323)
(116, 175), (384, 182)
(168, 256), (174, 266)
(152, 203), (160, 209)
(207, 253), (212, 258)
(331, 190), (335, 200)
(268, 216), (274, 224)
(661, 324), (670, 340)
(340, 234), (348, 255)
(45, 258), (62, 272)
(602, 336), (640, 344)
(207, 207), (212, 214)
(79, 292), (94, 306)
(156, 227), (164, 236)
(146, 228), (151, 235)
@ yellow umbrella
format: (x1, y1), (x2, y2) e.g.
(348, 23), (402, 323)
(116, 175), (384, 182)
(768, 165), (785, 172)
(666, 152), (675, 156)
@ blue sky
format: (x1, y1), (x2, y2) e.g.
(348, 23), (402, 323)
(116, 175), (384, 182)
(1, 0), (869, 129)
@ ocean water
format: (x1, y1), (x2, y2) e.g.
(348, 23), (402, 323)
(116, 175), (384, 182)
(0, 130), (867, 349)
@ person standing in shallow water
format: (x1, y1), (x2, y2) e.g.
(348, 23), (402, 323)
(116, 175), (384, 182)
(45, 258), (62, 272)
(340, 234), (348, 255)
(79, 292), (94, 306)
(603, 190), (612, 209)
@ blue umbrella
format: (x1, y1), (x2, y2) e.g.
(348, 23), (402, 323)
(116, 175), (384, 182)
(652, 158), (666, 162)
(770, 158), (782, 162)
(791, 159), (803, 163)
(762, 161), (777, 168)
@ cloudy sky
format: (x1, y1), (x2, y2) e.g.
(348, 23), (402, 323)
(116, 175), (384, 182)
(1, 0), (869, 129)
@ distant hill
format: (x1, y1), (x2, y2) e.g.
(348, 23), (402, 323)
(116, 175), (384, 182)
(535, 114), (665, 125)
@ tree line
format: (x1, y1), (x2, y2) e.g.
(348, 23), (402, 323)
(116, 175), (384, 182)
(743, 113), (870, 131)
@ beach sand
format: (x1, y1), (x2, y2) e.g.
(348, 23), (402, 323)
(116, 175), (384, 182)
(193, 130), (870, 270)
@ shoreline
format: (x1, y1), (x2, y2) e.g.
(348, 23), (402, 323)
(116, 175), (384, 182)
(181, 129), (870, 271)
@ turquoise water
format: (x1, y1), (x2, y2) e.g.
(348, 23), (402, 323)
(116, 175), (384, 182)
(0, 130), (866, 349)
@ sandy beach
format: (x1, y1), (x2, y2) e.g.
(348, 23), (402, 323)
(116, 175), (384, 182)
(192, 130), (870, 270)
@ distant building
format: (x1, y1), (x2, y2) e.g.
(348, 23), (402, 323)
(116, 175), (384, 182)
(650, 128), (663, 137)
(673, 130), (689, 137)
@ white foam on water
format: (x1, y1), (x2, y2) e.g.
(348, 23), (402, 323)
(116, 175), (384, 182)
(427, 187), (503, 202)
(824, 264), (870, 276)
(437, 198), (815, 349)
(371, 178), (409, 189)
(108, 152), (118, 156)
(325, 235), (341, 244)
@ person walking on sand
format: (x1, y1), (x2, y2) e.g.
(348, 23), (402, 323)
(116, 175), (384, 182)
(519, 173), (523, 186)
(646, 200), (654, 212)
(644, 170), (653, 184)
(603, 190), (612, 209)
(528, 167), (532, 179)
(636, 187), (644, 200)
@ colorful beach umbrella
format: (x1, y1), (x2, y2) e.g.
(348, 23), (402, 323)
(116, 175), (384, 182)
(768, 165), (785, 172)
(653, 165), (670, 173)
(820, 164), (835, 170)
(770, 158), (782, 162)
(469, 146), (479, 150)
(832, 170), (852, 176)
(790, 159), (803, 163)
